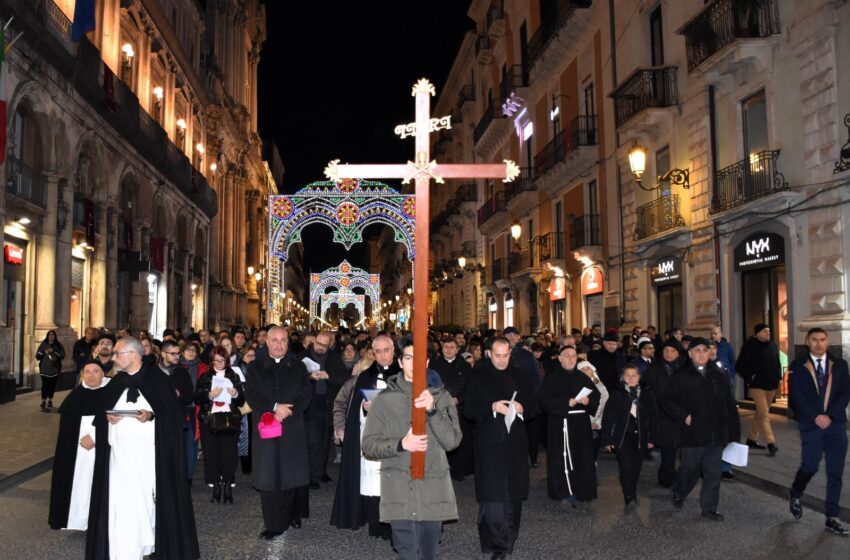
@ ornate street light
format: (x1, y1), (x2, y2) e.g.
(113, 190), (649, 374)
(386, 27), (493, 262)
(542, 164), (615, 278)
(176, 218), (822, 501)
(628, 141), (690, 192)
(510, 221), (522, 241)
(457, 255), (466, 269)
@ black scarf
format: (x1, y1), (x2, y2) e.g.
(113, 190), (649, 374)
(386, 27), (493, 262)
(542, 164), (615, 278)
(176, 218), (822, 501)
(124, 368), (145, 403)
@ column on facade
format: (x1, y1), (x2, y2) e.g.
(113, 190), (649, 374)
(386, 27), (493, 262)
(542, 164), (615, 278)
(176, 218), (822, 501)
(137, 30), (153, 114)
(105, 207), (118, 329)
(226, 6), (237, 100)
(89, 204), (109, 328)
(35, 174), (60, 331)
(223, 172), (234, 291)
(249, 49), (259, 131)
(184, 249), (193, 332)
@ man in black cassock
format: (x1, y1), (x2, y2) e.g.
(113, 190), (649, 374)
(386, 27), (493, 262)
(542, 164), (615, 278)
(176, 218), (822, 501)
(431, 337), (474, 480)
(641, 340), (681, 487)
(85, 338), (199, 560)
(330, 334), (398, 539)
(464, 337), (529, 559)
(589, 332), (626, 392)
(539, 345), (600, 505)
(245, 326), (313, 539)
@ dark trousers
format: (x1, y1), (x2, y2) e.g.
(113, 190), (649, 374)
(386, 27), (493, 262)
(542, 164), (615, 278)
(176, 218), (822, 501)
(525, 414), (541, 464)
(260, 489), (296, 533)
(615, 429), (644, 500)
(41, 375), (58, 400)
(791, 422), (848, 518)
(447, 415), (475, 479)
(390, 520), (442, 560)
(657, 446), (677, 487)
(477, 500), (522, 554)
(305, 395), (331, 482)
(675, 445), (723, 513)
(198, 422), (239, 484)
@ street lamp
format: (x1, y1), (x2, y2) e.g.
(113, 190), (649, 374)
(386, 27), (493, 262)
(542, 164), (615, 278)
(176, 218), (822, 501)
(628, 142), (647, 184)
(457, 255), (467, 269)
(247, 266), (255, 276)
(628, 141), (690, 191)
(510, 221), (522, 241)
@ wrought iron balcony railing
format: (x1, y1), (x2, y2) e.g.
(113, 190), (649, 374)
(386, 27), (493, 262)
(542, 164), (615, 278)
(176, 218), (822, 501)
(499, 64), (529, 104)
(477, 191), (507, 226)
(610, 67), (678, 128)
(536, 232), (554, 262)
(454, 183), (478, 204)
(5, 157), (47, 208)
(680, 0), (781, 73)
(527, 0), (593, 69)
(461, 240), (478, 259)
(634, 195), (686, 240)
(569, 213), (601, 250)
(491, 258), (509, 282)
(504, 167), (536, 201)
(473, 101), (506, 145)
(457, 84), (476, 109)
(534, 114), (598, 175)
(711, 150), (787, 213)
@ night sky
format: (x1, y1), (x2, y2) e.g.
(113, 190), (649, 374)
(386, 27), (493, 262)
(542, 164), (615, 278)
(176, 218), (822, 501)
(257, 2), (474, 274)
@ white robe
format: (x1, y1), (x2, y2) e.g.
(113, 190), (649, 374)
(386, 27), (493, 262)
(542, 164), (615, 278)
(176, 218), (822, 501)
(108, 389), (157, 560)
(359, 377), (387, 497)
(65, 413), (97, 530)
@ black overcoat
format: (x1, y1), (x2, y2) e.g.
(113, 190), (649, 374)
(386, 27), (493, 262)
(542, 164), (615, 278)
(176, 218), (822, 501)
(244, 352), (312, 491)
(641, 359), (680, 448)
(600, 384), (657, 450)
(85, 365), (199, 560)
(463, 361), (529, 503)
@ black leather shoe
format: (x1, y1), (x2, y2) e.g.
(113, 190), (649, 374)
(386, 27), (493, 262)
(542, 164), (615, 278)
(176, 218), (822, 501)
(211, 482), (222, 503)
(320, 474), (332, 483)
(746, 439), (767, 450)
(223, 481), (233, 503)
(702, 511), (724, 521)
(722, 471), (735, 481)
(768, 443), (778, 456)
(491, 552), (506, 560)
(789, 496), (803, 519)
(825, 517), (848, 536)
(308, 481), (320, 490)
(259, 530), (283, 540)
(289, 518), (302, 529)
(672, 496), (684, 509)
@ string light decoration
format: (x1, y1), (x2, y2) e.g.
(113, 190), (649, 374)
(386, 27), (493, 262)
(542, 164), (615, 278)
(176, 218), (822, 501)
(320, 290), (366, 326)
(268, 179), (415, 313)
(309, 260), (382, 324)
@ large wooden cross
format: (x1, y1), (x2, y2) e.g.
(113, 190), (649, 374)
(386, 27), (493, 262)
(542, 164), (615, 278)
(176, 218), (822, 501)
(325, 78), (519, 479)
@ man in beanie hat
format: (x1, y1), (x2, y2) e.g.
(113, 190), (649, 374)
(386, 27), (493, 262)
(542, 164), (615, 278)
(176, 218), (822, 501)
(660, 337), (740, 520)
(736, 323), (781, 456)
(589, 332), (625, 393)
(642, 340), (681, 487)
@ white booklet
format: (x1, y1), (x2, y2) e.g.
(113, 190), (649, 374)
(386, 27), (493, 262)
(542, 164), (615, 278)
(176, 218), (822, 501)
(505, 391), (518, 432)
(574, 387), (593, 401)
(302, 357), (321, 373)
(722, 442), (749, 467)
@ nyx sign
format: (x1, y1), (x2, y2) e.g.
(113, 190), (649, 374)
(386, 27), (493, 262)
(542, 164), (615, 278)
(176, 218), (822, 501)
(734, 232), (785, 271)
(651, 257), (681, 286)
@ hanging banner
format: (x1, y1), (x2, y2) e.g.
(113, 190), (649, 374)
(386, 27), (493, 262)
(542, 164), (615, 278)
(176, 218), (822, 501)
(651, 256), (682, 286)
(734, 232), (785, 271)
(150, 236), (165, 273)
(84, 198), (96, 247)
(4, 244), (23, 265)
(549, 276), (566, 301)
(581, 266), (604, 295)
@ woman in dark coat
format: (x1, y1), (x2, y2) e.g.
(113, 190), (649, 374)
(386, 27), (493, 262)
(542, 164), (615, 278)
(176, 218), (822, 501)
(601, 364), (658, 506)
(49, 361), (110, 530)
(539, 345), (600, 505)
(195, 346), (245, 503)
(36, 330), (65, 410)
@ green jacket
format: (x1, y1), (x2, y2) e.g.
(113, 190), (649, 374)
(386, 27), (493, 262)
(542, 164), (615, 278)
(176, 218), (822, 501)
(361, 373), (462, 522)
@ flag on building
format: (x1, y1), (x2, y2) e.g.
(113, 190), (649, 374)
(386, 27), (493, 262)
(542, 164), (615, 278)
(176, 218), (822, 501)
(71, 0), (96, 42)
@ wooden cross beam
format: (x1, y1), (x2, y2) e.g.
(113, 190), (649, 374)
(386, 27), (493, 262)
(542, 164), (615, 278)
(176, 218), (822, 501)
(325, 78), (518, 479)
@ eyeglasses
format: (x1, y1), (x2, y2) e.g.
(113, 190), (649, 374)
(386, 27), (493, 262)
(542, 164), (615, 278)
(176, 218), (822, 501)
(114, 350), (135, 356)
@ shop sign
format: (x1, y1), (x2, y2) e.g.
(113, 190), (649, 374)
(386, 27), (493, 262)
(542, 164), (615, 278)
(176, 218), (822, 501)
(581, 267), (604, 295)
(651, 256), (682, 286)
(4, 244), (23, 265)
(549, 276), (566, 301)
(734, 232), (785, 271)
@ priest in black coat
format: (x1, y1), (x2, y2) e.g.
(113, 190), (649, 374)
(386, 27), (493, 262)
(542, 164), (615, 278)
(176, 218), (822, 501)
(49, 361), (109, 530)
(463, 337), (529, 558)
(85, 338), (199, 560)
(539, 345), (600, 504)
(640, 340), (681, 487)
(330, 334), (399, 538)
(245, 326), (313, 540)
(588, 332), (626, 392)
(431, 337), (474, 480)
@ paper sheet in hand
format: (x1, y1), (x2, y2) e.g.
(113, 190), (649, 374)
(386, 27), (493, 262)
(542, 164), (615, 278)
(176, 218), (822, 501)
(211, 376), (233, 405)
(360, 388), (382, 402)
(302, 357), (321, 373)
(722, 442), (749, 467)
(505, 391), (518, 432)
(574, 387), (593, 401)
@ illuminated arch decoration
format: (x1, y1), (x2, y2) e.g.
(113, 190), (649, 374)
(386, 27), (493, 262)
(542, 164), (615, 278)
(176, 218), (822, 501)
(268, 179), (415, 306)
(320, 290), (366, 327)
(309, 260), (381, 324)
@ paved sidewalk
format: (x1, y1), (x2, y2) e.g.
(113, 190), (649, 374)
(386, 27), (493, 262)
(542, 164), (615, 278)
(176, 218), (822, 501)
(0, 390), (68, 486)
(733, 408), (849, 520)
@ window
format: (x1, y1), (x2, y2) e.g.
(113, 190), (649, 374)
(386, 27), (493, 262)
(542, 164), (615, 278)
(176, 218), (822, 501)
(519, 21), (529, 78)
(650, 6), (664, 66)
(656, 145), (671, 195)
(588, 180), (599, 217)
(742, 89), (768, 158)
(584, 82), (596, 117)
(555, 201), (564, 258)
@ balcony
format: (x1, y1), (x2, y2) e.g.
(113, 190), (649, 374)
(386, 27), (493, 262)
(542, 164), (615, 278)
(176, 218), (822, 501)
(505, 167), (538, 216)
(610, 66), (678, 129)
(474, 101), (511, 157)
(5, 157), (47, 208)
(634, 195), (686, 241)
(499, 65), (529, 116)
(453, 183), (478, 205)
(476, 33), (493, 65)
(711, 150), (788, 214)
(537, 231), (558, 262)
(460, 240), (478, 259)
(486, 0), (506, 38)
(43, 0), (75, 54)
(477, 191), (507, 227)
(527, 0), (593, 80)
(569, 213), (601, 250)
(535, 115), (598, 176)
(491, 258), (509, 283)
(680, 0), (780, 74)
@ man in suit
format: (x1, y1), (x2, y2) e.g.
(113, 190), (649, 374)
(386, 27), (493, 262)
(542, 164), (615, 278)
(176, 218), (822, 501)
(788, 328), (850, 536)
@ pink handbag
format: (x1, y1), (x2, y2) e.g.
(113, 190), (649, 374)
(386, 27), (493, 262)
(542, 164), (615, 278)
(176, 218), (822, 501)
(258, 412), (282, 439)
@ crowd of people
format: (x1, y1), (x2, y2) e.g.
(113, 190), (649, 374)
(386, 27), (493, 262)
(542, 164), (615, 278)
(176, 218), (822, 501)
(43, 319), (850, 559)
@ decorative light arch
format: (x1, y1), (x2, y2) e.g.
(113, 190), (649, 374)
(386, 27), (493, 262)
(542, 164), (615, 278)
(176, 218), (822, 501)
(320, 291), (366, 327)
(268, 178), (415, 312)
(309, 260), (381, 323)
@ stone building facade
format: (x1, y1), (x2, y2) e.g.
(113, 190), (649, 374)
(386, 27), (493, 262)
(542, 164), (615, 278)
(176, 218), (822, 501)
(0, 0), (275, 387)
(431, 0), (850, 364)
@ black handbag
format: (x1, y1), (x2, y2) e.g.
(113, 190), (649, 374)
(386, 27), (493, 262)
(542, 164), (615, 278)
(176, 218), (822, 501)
(209, 410), (242, 435)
